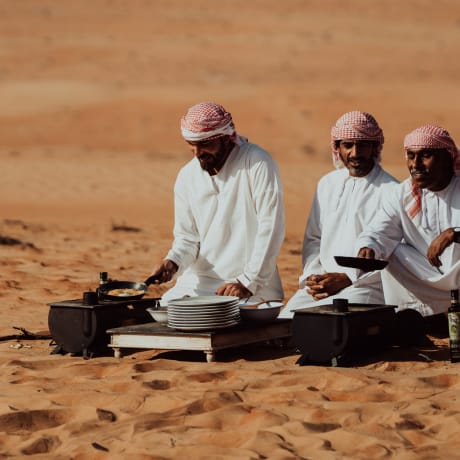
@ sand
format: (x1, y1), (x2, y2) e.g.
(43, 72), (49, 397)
(1, 1), (460, 458)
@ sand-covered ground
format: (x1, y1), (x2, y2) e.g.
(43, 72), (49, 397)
(2, 1), (460, 458)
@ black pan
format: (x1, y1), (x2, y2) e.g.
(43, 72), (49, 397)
(98, 274), (163, 301)
(98, 280), (149, 301)
(334, 256), (388, 272)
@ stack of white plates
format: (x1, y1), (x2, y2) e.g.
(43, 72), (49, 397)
(167, 295), (240, 331)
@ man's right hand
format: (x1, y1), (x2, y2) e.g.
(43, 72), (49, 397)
(427, 228), (456, 267)
(216, 282), (252, 298)
(357, 247), (375, 259)
(147, 259), (178, 285)
(306, 273), (352, 300)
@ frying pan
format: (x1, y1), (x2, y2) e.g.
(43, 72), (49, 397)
(334, 256), (388, 272)
(98, 276), (158, 301)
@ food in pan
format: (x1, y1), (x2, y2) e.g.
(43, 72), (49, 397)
(107, 288), (144, 297)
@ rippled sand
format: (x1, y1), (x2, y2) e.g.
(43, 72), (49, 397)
(1, 1), (460, 458)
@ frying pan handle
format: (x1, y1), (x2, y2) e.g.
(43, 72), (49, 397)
(144, 275), (160, 286)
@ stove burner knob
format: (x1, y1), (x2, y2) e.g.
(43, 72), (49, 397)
(333, 298), (349, 312)
(83, 291), (98, 305)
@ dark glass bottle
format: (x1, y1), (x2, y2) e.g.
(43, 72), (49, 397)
(448, 289), (460, 363)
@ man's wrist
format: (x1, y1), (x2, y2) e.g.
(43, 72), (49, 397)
(236, 275), (255, 296)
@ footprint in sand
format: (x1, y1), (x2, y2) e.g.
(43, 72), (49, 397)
(21, 435), (61, 455)
(142, 379), (171, 390)
(186, 370), (231, 383)
(0, 409), (71, 434)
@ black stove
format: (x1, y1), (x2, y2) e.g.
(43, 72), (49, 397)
(292, 301), (397, 366)
(48, 296), (158, 357)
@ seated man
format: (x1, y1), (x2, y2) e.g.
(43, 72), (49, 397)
(357, 125), (460, 316)
(279, 111), (398, 319)
(148, 101), (285, 304)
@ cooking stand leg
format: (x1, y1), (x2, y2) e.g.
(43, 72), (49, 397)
(205, 350), (215, 362)
(113, 348), (122, 358)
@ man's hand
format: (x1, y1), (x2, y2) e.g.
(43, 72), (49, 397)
(357, 247), (375, 259)
(147, 259), (178, 285)
(216, 282), (253, 298)
(306, 273), (352, 300)
(427, 228), (456, 267)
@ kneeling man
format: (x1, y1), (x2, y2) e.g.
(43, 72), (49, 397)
(149, 101), (285, 304)
(280, 111), (398, 318)
(357, 125), (460, 316)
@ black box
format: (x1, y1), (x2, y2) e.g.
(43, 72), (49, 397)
(48, 297), (158, 357)
(292, 303), (397, 366)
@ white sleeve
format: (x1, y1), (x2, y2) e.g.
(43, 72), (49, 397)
(165, 173), (200, 273)
(355, 187), (404, 260)
(236, 157), (285, 295)
(299, 190), (323, 286)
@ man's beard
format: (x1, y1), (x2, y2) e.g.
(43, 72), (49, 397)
(198, 154), (219, 173)
(345, 157), (374, 177)
(198, 145), (230, 175)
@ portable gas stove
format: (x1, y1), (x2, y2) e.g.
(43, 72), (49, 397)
(292, 299), (397, 366)
(48, 292), (159, 357)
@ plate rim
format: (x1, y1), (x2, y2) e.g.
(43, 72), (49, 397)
(167, 295), (240, 306)
(167, 319), (240, 331)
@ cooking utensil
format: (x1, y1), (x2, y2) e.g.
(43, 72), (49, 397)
(292, 303), (397, 366)
(146, 306), (168, 323)
(98, 273), (162, 301)
(240, 299), (284, 309)
(334, 256), (388, 272)
(48, 296), (158, 356)
(98, 280), (149, 301)
(239, 301), (283, 323)
(145, 274), (161, 286)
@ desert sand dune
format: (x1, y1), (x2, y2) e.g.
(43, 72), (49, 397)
(1, 1), (460, 458)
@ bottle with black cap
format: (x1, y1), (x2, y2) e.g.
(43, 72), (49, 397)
(99, 272), (108, 286)
(448, 289), (460, 363)
(97, 272), (108, 301)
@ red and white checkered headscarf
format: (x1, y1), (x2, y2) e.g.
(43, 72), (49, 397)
(404, 124), (459, 168)
(180, 102), (236, 142)
(331, 111), (384, 168)
(403, 124), (460, 220)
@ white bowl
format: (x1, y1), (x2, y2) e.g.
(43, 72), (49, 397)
(239, 301), (283, 323)
(146, 307), (168, 323)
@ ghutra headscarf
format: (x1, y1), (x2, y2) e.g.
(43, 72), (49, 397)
(331, 111), (384, 169)
(180, 102), (237, 142)
(403, 124), (460, 220)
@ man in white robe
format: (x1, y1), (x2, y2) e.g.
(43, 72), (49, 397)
(280, 111), (398, 319)
(148, 102), (285, 304)
(357, 124), (460, 316)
